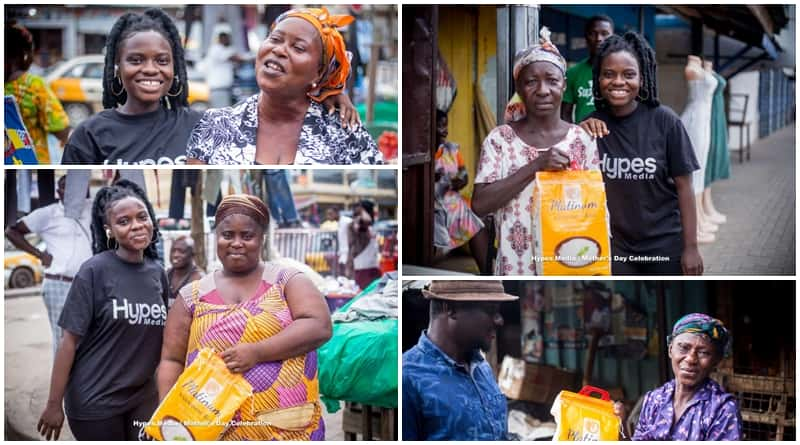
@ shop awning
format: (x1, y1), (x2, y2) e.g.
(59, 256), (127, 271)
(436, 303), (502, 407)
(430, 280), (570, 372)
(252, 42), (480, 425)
(660, 6), (789, 54)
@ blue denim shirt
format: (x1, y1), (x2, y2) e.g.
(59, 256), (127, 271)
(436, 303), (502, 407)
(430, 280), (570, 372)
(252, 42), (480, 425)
(402, 331), (508, 440)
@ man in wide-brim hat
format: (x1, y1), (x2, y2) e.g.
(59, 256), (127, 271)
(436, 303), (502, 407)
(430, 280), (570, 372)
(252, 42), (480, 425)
(403, 281), (518, 440)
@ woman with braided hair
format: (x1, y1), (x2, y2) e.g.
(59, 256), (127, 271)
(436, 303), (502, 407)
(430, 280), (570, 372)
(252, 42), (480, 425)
(38, 179), (169, 440)
(187, 7), (382, 165)
(158, 194), (332, 440)
(61, 8), (198, 165)
(580, 32), (703, 275)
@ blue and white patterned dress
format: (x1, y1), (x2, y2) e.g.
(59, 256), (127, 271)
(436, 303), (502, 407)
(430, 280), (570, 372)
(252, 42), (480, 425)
(187, 94), (383, 165)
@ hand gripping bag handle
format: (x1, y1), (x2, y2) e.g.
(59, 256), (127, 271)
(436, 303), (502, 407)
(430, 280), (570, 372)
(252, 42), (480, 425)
(578, 385), (610, 401)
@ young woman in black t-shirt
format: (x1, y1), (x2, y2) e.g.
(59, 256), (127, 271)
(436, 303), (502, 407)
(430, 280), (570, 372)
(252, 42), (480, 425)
(38, 180), (168, 440)
(580, 32), (703, 275)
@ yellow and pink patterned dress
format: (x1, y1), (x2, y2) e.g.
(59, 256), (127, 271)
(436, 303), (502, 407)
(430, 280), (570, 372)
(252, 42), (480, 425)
(179, 264), (324, 440)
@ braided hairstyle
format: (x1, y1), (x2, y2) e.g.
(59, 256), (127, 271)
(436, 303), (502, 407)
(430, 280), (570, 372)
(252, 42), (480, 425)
(102, 8), (188, 109)
(592, 31), (660, 110)
(91, 179), (160, 260)
(5, 22), (35, 73)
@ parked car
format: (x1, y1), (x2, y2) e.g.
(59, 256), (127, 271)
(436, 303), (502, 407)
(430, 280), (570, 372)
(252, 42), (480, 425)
(46, 54), (210, 126)
(4, 241), (44, 289)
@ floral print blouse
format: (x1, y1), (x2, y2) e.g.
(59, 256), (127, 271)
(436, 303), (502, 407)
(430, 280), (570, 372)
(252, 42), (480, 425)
(474, 124), (600, 275)
(186, 94), (383, 165)
(634, 378), (742, 440)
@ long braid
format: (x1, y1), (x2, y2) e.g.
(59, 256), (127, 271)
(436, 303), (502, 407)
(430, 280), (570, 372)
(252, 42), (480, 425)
(592, 31), (660, 111)
(101, 8), (189, 109)
(91, 179), (161, 260)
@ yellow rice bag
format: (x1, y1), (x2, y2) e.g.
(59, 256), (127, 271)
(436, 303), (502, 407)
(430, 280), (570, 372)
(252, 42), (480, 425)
(145, 348), (252, 441)
(551, 386), (620, 441)
(532, 170), (611, 275)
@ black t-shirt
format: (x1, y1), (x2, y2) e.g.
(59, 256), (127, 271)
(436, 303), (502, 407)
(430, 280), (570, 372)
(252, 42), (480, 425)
(58, 250), (168, 420)
(62, 107), (203, 165)
(590, 104), (699, 257)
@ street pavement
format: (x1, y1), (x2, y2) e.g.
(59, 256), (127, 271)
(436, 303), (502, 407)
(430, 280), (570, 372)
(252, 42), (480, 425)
(4, 294), (344, 441)
(699, 124), (795, 275)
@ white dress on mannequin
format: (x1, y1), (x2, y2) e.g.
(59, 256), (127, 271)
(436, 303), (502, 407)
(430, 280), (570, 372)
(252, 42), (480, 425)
(680, 70), (718, 194)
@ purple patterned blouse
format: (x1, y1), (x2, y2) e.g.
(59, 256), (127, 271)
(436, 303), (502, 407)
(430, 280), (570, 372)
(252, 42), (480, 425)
(634, 378), (742, 441)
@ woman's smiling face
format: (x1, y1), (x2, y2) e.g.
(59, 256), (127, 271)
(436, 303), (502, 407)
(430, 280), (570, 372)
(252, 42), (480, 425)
(116, 30), (174, 113)
(256, 17), (323, 97)
(598, 50), (641, 115)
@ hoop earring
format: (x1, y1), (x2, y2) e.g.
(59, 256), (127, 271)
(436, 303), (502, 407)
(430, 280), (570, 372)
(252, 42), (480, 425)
(166, 75), (183, 97)
(106, 236), (118, 250)
(638, 89), (649, 101)
(593, 91), (604, 101)
(151, 229), (161, 244)
(111, 76), (125, 96)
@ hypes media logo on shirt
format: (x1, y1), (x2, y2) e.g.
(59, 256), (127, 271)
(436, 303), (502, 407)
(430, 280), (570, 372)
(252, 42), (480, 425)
(600, 153), (657, 180)
(111, 298), (167, 326)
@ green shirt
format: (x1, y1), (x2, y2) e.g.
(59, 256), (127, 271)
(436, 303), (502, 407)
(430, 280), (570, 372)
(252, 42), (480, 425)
(563, 58), (595, 123)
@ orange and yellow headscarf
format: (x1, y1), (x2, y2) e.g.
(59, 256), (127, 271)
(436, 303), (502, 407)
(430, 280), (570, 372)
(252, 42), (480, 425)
(273, 7), (354, 102)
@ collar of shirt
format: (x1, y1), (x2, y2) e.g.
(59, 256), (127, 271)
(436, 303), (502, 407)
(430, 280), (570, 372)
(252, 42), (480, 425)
(651, 378), (714, 435)
(417, 330), (484, 375)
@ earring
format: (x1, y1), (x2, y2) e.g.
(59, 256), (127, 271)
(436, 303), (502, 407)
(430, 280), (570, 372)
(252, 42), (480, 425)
(166, 75), (183, 97)
(106, 236), (118, 250)
(105, 229), (112, 239)
(638, 89), (649, 101)
(111, 65), (125, 96)
(593, 91), (604, 101)
(311, 82), (318, 89)
(151, 229), (161, 244)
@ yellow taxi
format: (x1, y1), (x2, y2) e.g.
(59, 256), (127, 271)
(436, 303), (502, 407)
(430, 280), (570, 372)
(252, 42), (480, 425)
(45, 54), (210, 126)
(4, 243), (44, 289)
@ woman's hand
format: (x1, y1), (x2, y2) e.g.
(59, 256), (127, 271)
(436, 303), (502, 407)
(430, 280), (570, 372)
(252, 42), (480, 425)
(613, 401), (629, 440)
(681, 245), (704, 275)
(323, 93), (361, 129)
(37, 401), (64, 441)
(220, 343), (260, 374)
(579, 118), (609, 139)
(533, 147), (570, 172)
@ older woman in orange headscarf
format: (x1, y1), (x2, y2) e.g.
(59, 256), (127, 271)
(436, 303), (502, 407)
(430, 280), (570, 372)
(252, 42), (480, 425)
(158, 194), (332, 440)
(187, 8), (382, 165)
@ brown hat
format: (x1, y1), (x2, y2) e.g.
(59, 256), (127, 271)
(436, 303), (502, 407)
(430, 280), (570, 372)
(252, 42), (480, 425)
(422, 280), (519, 302)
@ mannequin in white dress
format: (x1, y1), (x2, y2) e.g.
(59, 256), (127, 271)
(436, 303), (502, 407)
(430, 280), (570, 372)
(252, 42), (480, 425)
(680, 55), (718, 243)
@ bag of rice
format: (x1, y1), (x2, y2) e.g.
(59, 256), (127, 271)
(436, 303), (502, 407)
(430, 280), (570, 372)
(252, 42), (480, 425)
(551, 385), (620, 441)
(531, 170), (611, 275)
(145, 348), (252, 441)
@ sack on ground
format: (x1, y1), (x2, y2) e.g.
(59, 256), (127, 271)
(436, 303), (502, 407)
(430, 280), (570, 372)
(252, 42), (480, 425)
(532, 170), (611, 275)
(551, 385), (620, 441)
(145, 348), (252, 441)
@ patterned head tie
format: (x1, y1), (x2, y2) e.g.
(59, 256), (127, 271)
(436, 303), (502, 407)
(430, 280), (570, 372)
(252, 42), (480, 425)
(215, 194), (270, 229)
(273, 7), (354, 102)
(504, 27), (568, 123)
(668, 313), (731, 358)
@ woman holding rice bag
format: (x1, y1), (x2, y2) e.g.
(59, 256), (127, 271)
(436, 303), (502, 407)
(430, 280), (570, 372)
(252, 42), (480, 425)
(472, 27), (600, 276)
(580, 32), (703, 275)
(157, 194), (332, 440)
(37, 180), (167, 440)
